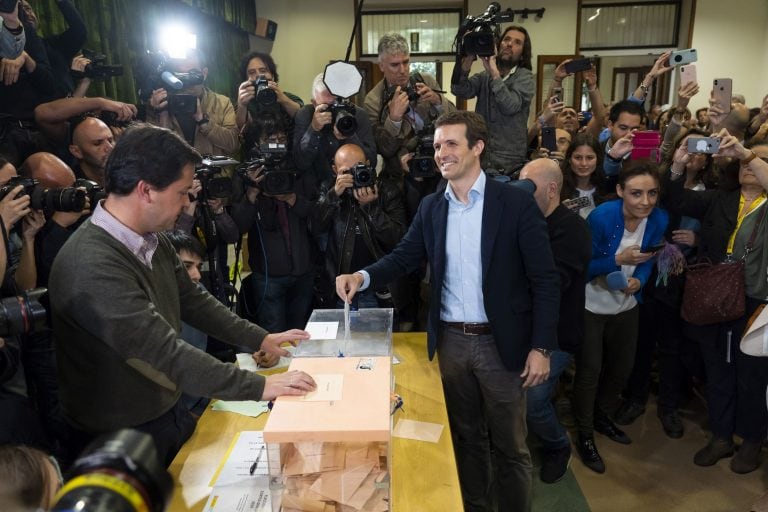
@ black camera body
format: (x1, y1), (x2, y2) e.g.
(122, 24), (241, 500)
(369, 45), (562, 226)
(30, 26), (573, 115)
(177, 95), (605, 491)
(408, 135), (437, 178)
(0, 177), (86, 215)
(0, 0), (17, 13)
(74, 49), (124, 81)
(346, 162), (375, 189)
(195, 158), (235, 200)
(167, 94), (197, 115)
(252, 75), (277, 106)
(0, 287), (47, 337)
(135, 51), (203, 114)
(74, 178), (106, 207)
(329, 102), (357, 137)
(239, 143), (296, 196)
(463, 26), (497, 57)
(455, 2), (514, 58)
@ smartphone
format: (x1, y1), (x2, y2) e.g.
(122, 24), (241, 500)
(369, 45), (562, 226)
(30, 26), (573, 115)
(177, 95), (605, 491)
(579, 111), (593, 127)
(713, 78), (733, 114)
(669, 48), (697, 66)
(640, 243), (666, 254)
(630, 130), (661, 163)
(687, 136), (721, 154)
(562, 196), (592, 211)
(541, 127), (557, 152)
(551, 86), (563, 104)
(680, 64), (697, 86)
(564, 58), (592, 74)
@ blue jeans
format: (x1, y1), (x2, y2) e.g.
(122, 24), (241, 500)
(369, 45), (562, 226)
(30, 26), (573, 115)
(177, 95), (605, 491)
(526, 350), (572, 451)
(250, 271), (315, 333)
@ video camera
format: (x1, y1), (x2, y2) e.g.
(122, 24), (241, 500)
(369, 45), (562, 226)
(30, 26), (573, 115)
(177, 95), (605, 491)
(346, 162), (375, 189)
(408, 134), (437, 178)
(0, 177), (86, 215)
(0, 287), (47, 337)
(135, 51), (204, 115)
(70, 48), (124, 81)
(238, 143), (297, 196)
(51, 429), (172, 512)
(455, 2), (515, 57)
(194, 156), (238, 200)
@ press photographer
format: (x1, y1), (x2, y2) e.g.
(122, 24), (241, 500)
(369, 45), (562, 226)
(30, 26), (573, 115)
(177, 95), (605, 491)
(451, 4), (535, 174)
(144, 48), (239, 156)
(294, 70), (376, 188)
(231, 112), (317, 333)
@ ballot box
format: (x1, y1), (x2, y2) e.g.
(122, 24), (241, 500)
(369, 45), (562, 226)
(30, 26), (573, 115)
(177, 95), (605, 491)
(263, 309), (393, 511)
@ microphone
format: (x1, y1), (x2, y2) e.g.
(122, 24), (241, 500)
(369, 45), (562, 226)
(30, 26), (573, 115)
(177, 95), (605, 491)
(160, 71), (183, 90)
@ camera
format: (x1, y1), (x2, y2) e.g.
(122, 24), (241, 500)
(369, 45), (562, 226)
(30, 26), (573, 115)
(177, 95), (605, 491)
(166, 94), (197, 116)
(135, 51), (203, 114)
(0, 287), (47, 337)
(74, 178), (106, 207)
(71, 49), (124, 81)
(195, 156), (239, 200)
(408, 135), (438, 178)
(51, 429), (172, 512)
(252, 75), (277, 106)
(0, 177), (86, 215)
(346, 162), (375, 189)
(0, 0), (17, 13)
(329, 101), (357, 137)
(238, 143), (297, 196)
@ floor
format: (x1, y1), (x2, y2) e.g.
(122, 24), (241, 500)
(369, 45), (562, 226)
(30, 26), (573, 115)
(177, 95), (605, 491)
(531, 394), (768, 512)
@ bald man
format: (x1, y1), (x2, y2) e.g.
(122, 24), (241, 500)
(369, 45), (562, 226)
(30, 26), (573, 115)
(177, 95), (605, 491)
(314, 143), (406, 309)
(519, 158), (592, 483)
(22, 152), (77, 188)
(69, 117), (114, 185)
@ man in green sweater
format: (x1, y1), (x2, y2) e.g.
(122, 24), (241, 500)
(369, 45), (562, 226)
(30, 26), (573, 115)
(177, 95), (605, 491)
(49, 124), (315, 466)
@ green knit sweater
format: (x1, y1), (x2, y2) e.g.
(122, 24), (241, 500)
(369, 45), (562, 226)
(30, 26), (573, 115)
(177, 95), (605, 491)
(50, 220), (267, 433)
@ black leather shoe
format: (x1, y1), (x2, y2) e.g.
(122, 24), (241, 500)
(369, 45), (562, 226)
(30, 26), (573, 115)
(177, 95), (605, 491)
(614, 400), (645, 426)
(576, 435), (605, 474)
(594, 417), (632, 445)
(658, 409), (684, 439)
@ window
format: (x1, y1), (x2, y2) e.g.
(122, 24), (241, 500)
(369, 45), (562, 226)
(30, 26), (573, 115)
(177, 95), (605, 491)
(360, 9), (461, 56)
(579, 1), (681, 50)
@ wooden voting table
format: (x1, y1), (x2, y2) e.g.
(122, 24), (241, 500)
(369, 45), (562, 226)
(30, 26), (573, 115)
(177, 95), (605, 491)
(167, 332), (464, 511)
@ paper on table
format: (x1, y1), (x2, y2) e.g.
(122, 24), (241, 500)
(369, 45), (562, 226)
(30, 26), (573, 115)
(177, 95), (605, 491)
(392, 419), (444, 443)
(302, 374), (343, 402)
(304, 321), (339, 340)
(209, 431), (269, 487)
(236, 346), (295, 373)
(202, 488), (271, 511)
(211, 400), (269, 419)
(344, 300), (350, 340)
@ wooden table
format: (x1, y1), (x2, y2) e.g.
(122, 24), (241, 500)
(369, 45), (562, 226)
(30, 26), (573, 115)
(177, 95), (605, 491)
(167, 332), (464, 511)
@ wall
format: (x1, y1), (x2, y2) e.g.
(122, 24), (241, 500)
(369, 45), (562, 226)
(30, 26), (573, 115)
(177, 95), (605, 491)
(688, 0), (768, 110)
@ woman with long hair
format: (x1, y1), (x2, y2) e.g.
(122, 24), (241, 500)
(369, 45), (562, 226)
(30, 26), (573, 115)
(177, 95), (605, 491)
(560, 133), (611, 219)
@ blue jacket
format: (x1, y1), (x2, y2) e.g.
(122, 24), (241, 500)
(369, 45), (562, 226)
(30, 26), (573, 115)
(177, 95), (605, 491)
(586, 199), (669, 302)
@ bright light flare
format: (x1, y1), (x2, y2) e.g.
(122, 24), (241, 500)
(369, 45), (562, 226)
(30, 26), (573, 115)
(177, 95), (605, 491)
(160, 25), (197, 59)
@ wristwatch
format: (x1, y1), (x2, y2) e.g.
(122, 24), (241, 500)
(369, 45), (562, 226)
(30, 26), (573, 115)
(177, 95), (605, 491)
(533, 348), (553, 358)
(196, 115), (210, 126)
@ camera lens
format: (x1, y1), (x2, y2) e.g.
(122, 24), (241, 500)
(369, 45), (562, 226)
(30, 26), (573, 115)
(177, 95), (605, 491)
(30, 187), (87, 214)
(0, 288), (47, 337)
(335, 111), (357, 137)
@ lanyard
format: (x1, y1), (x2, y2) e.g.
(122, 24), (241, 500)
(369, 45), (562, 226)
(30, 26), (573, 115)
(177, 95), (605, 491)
(727, 193), (767, 254)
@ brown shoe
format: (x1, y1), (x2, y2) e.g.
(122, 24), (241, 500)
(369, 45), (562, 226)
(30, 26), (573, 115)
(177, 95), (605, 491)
(730, 440), (762, 474)
(693, 437), (735, 466)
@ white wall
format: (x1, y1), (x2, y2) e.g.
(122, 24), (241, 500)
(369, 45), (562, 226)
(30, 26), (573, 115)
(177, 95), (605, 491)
(688, 0), (768, 110)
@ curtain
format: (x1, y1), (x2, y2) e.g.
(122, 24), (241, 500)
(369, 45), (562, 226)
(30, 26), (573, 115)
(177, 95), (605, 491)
(33, 0), (253, 105)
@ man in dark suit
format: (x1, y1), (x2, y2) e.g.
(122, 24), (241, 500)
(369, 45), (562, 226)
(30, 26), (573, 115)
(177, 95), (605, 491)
(336, 111), (560, 512)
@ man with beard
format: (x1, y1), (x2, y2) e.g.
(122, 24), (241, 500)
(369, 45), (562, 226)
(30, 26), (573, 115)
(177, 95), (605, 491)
(69, 116), (114, 185)
(452, 25), (534, 174)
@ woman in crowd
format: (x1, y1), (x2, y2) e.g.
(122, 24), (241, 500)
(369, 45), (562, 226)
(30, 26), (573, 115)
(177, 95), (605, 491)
(573, 162), (669, 473)
(663, 131), (768, 473)
(560, 133), (611, 219)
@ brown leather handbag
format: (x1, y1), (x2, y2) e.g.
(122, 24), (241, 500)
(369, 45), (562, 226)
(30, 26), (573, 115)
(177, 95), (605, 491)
(681, 206), (767, 326)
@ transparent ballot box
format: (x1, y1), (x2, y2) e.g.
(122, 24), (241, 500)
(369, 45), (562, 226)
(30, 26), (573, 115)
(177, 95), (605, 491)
(263, 355), (392, 511)
(296, 308), (394, 357)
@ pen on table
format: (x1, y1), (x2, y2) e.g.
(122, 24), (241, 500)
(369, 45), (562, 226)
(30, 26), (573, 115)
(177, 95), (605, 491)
(249, 445), (265, 475)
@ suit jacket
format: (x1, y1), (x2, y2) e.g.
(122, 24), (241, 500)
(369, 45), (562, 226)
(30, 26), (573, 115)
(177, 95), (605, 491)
(365, 174), (560, 371)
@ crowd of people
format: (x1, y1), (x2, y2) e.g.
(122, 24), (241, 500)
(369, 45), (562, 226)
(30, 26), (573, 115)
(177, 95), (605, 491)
(1, 1), (768, 510)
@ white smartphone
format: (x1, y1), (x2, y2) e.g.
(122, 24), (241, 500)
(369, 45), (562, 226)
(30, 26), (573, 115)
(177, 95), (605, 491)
(669, 48), (697, 66)
(680, 64), (697, 85)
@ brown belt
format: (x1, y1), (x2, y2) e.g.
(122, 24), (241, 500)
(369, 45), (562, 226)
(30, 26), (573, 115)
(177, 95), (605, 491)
(442, 322), (492, 336)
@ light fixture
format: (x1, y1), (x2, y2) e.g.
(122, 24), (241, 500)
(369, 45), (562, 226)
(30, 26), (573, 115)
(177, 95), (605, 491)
(588, 8), (601, 22)
(159, 24), (197, 59)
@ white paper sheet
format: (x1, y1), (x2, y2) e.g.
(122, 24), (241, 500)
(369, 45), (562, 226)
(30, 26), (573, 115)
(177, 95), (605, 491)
(212, 431), (270, 487)
(236, 345), (295, 373)
(202, 487), (271, 511)
(301, 374), (344, 401)
(211, 400), (269, 419)
(305, 321), (340, 340)
(392, 419), (444, 443)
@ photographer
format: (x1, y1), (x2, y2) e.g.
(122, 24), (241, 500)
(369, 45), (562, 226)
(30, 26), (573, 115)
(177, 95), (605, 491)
(364, 33), (455, 184)
(314, 143), (406, 309)
(235, 51), (302, 133)
(146, 49), (238, 156)
(231, 112), (317, 332)
(294, 72), (376, 188)
(452, 25), (534, 174)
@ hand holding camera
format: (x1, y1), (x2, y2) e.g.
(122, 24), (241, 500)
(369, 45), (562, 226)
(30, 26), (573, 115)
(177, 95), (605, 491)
(311, 103), (333, 132)
(21, 209), (44, 242)
(149, 88), (169, 113)
(353, 184), (378, 206)
(237, 80), (255, 108)
(609, 131), (636, 160)
(333, 170), (355, 197)
(0, 184), (30, 228)
(414, 82), (441, 106)
(387, 86), (410, 122)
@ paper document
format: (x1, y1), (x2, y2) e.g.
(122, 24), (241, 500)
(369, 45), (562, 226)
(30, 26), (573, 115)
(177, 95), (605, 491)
(393, 419), (444, 443)
(344, 301), (351, 340)
(210, 431), (269, 487)
(202, 488), (270, 511)
(211, 400), (269, 418)
(304, 321), (339, 340)
(302, 374), (344, 401)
